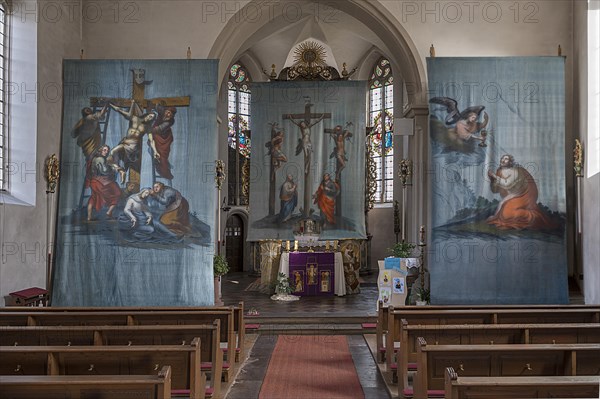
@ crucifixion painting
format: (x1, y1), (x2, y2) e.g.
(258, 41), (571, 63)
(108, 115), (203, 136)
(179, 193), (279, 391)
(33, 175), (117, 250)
(283, 101), (331, 218)
(90, 69), (190, 193)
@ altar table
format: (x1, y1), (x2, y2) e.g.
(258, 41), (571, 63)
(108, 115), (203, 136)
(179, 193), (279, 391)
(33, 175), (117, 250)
(279, 252), (346, 296)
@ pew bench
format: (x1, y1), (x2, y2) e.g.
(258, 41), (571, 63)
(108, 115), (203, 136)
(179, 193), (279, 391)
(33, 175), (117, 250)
(385, 306), (600, 371)
(396, 321), (600, 395)
(0, 302), (246, 362)
(0, 365), (172, 399)
(444, 367), (600, 399)
(0, 308), (237, 377)
(0, 339), (215, 399)
(0, 322), (228, 387)
(411, 339), (600, 399)
(375, 304), (600, 366)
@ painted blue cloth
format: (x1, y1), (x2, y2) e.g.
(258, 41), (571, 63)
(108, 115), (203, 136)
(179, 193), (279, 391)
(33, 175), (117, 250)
(427, 57), (568, 304)
(52, 60), (217, 306)
(248, 81), (367, 241)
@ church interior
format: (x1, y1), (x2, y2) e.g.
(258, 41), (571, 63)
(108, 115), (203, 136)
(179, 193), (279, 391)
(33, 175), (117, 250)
(1, 0), (599, 398)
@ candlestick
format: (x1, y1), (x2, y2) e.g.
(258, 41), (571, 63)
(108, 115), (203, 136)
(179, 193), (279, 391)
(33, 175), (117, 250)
(294, 240), (298, 252)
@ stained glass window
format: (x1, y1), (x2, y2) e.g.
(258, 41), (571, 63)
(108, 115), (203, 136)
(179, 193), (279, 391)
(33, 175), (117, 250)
(0, 2), (7, 191)
(368, 57), (394, 203)
(228, 62), (252, 205)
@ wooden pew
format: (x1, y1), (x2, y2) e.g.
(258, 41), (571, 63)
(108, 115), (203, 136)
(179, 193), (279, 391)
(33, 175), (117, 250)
(374, 304), (600, 363)
(0, 339), (215, 399)
(0, 365), (172, 399)
(444, 367), (600, 399)
(0, 302), (246, 362)
(397, 321), (600, 395)
(412, 338), (600, 399)
(0, 309), (236, 380)
(0, 323), (223, 396)
(385, 306), (600, 370)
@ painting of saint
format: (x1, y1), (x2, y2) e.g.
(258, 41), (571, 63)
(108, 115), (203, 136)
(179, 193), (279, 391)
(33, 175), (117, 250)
(487, 154), (558, 231)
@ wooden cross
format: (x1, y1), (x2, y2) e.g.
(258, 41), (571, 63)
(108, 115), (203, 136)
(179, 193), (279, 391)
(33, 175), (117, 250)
(90, 69), (190, 193)
(282, 102), (331, 218)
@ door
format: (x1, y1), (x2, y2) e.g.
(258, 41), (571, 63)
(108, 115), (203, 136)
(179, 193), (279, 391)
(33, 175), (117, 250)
(225, 214), (244, 273)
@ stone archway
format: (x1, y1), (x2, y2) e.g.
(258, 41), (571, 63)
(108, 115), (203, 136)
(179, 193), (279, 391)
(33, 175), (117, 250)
(208, 0), (426, 105)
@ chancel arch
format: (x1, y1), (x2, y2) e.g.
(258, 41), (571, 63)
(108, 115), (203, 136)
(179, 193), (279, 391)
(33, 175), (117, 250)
(210, 0), (428, 262)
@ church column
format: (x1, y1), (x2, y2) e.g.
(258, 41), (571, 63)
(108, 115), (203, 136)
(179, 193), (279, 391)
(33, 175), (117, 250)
(402, 105), (429, 245)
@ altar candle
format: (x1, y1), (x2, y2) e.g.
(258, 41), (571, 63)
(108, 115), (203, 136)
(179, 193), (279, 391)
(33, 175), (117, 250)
(294, 240), (298, 251)
(286, 240), (290, 251)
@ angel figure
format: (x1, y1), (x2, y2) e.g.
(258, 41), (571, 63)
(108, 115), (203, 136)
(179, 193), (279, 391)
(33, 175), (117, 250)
(429, 97), (488, 145)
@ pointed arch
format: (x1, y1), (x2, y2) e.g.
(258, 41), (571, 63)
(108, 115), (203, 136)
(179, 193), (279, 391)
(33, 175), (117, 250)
(208, 0), (425, 104)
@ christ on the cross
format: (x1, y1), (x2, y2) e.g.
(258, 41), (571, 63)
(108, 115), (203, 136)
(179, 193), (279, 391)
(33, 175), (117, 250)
(283, 102), (331, 218)
(288, 112), (326, 175)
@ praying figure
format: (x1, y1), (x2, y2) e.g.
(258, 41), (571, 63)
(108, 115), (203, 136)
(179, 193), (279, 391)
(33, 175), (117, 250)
(487, 154), (558, 231)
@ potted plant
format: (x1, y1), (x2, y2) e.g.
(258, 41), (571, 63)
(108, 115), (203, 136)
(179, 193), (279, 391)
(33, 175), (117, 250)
(388, 241), (416, 258)
(213, 255), (229, 305)
(415, 287), (430, 306)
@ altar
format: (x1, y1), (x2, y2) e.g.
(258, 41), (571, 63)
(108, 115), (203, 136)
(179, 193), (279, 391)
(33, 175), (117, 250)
(279, 252), (346, 296)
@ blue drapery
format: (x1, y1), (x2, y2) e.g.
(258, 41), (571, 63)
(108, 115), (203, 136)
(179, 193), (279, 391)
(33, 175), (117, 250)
(428, 57), (568, 304)
(247, 81), (367, 241)
(52, 60), (218, 306)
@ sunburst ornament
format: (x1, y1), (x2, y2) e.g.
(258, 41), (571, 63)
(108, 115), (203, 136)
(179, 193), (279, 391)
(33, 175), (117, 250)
(293, 41), (327, 67)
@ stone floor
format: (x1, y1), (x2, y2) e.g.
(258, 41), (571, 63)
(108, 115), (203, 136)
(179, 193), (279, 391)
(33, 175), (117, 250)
(221, 271), (390, 398)
(220, 271), (380, 317)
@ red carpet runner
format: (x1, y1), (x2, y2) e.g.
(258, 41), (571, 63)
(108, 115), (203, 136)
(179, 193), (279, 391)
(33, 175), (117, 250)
(259, 335), (365, 399)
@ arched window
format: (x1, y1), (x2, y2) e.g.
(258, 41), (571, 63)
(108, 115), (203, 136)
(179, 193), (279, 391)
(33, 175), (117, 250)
(227, 62), (251, 205)
(368, 57), (394, 203)
(0, 1), (8, 191)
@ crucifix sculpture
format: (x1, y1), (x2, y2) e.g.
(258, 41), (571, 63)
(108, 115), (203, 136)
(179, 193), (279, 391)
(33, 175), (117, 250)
(283, 101), (331, 218)
(90, 69), (190, 193)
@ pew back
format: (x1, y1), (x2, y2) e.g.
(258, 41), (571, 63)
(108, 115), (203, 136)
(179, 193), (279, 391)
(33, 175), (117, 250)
(414, 339), (600, 398)
(0, 365), (172, 399)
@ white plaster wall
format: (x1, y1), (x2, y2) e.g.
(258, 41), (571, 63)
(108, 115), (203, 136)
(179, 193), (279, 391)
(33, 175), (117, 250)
(1, 0), (589, 300)
(574, 0), (600, 304)
(0, 0), (81, 301)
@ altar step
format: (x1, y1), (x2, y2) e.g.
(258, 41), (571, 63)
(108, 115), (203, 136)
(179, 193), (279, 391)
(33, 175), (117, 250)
(245, 316), (377, 335)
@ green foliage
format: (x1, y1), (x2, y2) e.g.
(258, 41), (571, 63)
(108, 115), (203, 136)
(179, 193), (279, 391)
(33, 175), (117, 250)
(415, 287), (430, 303)
(388, 241), (416, 258)
(213, 255), (229, 277)
(275, 272), (293, 295)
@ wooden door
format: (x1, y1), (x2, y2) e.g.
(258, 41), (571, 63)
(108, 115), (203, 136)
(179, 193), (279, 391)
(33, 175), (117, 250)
(225, 214), (244, 273)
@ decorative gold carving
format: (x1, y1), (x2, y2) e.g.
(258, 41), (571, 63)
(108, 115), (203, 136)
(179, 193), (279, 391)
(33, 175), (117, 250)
(45, 154), (60, 194)
(269, 41), (355, 81)
(365, 128), (377, 211)
(574, 139), (584, 178)
(398, 159), (413, 188)
(215, 160), (226, 190)
(241, 157), (250, 205)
